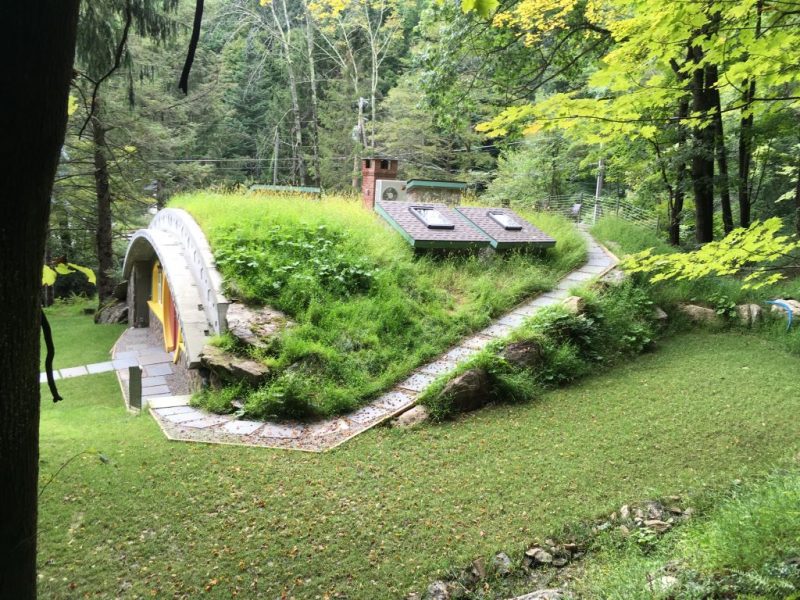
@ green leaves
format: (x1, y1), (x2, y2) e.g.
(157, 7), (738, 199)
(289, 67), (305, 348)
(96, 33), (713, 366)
(460, 0), (499, 18)
(622, 218), (800, 290)
(42, 263), (97, 287)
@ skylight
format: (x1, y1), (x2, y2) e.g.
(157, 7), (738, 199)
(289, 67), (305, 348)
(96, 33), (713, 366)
(409, 206), (455, 229)
(488, 211), (523, 231)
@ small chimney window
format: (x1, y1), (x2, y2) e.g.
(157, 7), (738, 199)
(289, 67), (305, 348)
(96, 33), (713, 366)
(409, 206), (454, 229)
(365, 159), (371, 168)
(488, 211), (523, 231)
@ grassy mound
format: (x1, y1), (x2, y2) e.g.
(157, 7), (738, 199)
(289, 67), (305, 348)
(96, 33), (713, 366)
(172, 193), (585, 419)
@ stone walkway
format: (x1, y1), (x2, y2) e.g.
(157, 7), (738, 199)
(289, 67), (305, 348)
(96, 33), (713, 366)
(144, 227), (618, 452)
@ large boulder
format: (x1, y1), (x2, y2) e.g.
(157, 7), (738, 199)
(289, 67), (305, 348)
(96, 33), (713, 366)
(392, 405), (429, 428)
(562, 296), (586, 314)
(440, 367), (490, 413)
(677, 304), (719, 324)
(501, 339), (544, 370)
(736, 303), (762, 326)
(200, 344), (270, 387)
(769, 298), (800, 323)
(94, 299), (128, 324)
(225, 302), (292, 349)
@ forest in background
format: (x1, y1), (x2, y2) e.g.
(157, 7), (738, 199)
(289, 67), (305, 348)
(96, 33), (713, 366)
(49, 0), (800, 303)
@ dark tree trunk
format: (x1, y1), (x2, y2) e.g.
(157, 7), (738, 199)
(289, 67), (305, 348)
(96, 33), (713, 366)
(0, 1), (81, 598)
(690, 52), (715, 244)
(738, 81), (756, 228)
(92, 112), (115, 303)
(707, 65), (733, 235)
(738, 0), (763, 228)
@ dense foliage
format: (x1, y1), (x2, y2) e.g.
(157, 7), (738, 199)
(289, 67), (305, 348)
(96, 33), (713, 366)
(176, 193), (585, 418)
(421, 280), (658, 420)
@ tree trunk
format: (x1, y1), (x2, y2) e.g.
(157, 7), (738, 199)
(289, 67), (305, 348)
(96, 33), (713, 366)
(707, 65), (733, 235)
(92, 112), (115, 303)
(690, 51), (715, 244)
(276, 0), (307, 186)
(670, 102), (689, 247)
(304, 5), (321, 186)
(0, 1), (80, 598)
(737, 0), (763, 228)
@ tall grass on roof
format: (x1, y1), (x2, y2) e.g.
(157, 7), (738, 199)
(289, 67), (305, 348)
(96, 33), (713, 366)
(173, 192), (586, 419)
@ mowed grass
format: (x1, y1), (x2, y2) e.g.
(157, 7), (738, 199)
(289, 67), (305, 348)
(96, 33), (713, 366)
(38, 332), (800, 599)
(171, 193), (586, 419)
(41, 299), (125, 371)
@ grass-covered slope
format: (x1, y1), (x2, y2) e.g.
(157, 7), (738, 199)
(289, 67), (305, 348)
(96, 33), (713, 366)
(172, 193), (585, 419)
(38, 332), (800, 598)
(41, 298), (125, 371)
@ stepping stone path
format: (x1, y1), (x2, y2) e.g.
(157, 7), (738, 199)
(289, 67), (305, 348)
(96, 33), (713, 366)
(46, 228), (617, 452)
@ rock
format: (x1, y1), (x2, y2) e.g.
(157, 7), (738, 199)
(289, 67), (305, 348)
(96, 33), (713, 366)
(595, 521), (612, 532)
(653, 575), (679, 593)
(501, 340), (544, 370)
(653, 306), (668, 322)
(200, 344), (270, 387)
(643, 519), (672, 533)
(770, 299), (800, 323)
(492, 552), (512, 576)
(511, 589), (566, 600)
(94, 300), (128, 324)
(405, 594), (422, 600)
(619, 504), (630, 520)
(425, 580), (450, 600)
(736, 303), (762, 326)
(552, 556), (569, 568)
(524, 547), (553, 568)
(471, 557), (487, 580)
(113, 280), (128, 301)
(393, 405), (429, 428)
(678, 304), (719, 324)
(225, 302), (292, 349)
(439, 368), (490, 413)
(645, 501), (665, 520)
(562, 296), (586, 314)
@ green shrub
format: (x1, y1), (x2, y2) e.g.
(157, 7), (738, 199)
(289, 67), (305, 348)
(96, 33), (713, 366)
(422, 280), (659, 420)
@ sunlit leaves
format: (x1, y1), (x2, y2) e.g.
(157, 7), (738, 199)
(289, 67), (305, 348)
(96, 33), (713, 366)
(622, 218), (800, 289)
(42, 263), (97, 286)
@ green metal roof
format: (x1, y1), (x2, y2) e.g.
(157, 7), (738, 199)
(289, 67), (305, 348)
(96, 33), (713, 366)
(249, 184), (322, 194)
(405, 179), (468, 192)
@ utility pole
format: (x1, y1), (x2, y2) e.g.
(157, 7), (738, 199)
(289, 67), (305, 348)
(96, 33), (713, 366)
(593, 157), (605, 224)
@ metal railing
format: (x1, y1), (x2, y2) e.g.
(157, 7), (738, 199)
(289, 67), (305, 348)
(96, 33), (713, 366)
(529, 193), (661, 232)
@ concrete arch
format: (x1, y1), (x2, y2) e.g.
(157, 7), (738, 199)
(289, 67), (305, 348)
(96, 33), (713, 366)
(122, 209), (229, 367)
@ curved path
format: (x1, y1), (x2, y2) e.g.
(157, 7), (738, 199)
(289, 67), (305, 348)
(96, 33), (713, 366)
(134, 226), (618, 452)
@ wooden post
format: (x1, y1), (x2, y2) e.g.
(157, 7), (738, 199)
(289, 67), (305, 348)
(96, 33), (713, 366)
(128, 365), (142, 411)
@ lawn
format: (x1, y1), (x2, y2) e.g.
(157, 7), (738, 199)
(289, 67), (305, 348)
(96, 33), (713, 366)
(172, 193), (586, 419)
(38, 332), (800, 599)
(41, 299), (126, 371)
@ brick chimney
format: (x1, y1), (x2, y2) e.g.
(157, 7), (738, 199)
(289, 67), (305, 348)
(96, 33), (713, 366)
(362, 157), (399, 210)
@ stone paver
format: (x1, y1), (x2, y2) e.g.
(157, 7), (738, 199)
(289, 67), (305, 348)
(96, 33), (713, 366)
(60, 365), (89, 379)
(141, 384), (171, 396)
(112, 357), (138, 369)
(142, 375), (168, 387)
(87, 361), (115, 374)
(223, 420), (263, 435)
(398, 372), (438, 393)
(138, 351), (172, 365)
(144, 362), (173, 377)
(140, 227), (619, 452)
